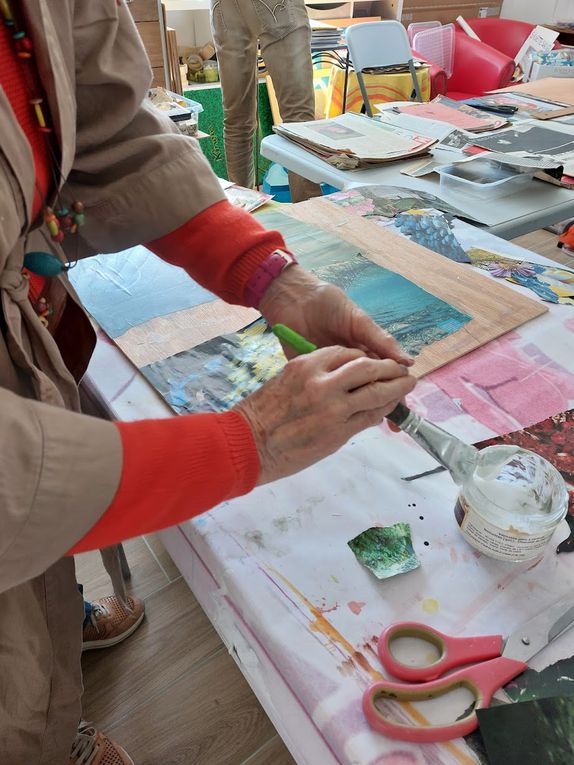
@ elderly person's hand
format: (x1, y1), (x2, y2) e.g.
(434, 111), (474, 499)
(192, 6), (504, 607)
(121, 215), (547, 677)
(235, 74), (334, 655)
(259, 265), (414, 367)
(234, 346), (416, 485)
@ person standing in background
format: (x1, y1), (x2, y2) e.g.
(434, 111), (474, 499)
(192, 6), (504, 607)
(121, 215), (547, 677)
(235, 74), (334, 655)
(210, 0), (323, 201)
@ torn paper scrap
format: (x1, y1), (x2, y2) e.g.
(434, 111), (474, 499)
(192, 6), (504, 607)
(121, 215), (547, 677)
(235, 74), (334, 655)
(348, 523), (421, 580)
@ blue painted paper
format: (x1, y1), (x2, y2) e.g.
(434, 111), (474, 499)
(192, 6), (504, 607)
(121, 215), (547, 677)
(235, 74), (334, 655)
(68, 245), (215, 338)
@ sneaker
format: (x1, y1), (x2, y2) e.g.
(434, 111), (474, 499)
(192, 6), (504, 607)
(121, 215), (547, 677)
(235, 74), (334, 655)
(70, 722), (134, 765)
(82, 595), (145, 651)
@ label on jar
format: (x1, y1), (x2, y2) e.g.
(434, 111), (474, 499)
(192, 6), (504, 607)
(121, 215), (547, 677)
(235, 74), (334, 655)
(454, 496), (555, 562)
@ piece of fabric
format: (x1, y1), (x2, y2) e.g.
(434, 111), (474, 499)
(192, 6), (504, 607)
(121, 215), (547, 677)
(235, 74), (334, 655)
(71, 410), (259, 554)
(210, 0), (321, 200)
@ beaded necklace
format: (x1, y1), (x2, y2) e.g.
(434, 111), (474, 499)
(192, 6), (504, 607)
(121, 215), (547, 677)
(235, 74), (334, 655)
(0, 0), (85, 281)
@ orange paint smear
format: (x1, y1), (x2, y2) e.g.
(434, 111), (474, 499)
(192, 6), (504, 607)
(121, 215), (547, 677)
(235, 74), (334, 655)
(270, 568), (476, 765)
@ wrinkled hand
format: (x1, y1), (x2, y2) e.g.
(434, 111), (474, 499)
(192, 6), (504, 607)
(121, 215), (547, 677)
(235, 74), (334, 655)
(234, 346), (416, 485)
(259, 265), (413, 366)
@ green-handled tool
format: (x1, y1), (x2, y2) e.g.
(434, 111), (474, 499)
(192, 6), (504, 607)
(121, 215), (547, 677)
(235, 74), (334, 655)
(272, 323), (317, 354)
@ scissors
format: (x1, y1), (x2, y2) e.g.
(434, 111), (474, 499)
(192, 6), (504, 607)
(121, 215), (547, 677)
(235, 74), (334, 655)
(363, 593), (574, 743)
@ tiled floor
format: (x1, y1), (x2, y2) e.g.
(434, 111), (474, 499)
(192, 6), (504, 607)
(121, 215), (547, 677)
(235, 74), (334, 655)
(77, 227), (570, 765)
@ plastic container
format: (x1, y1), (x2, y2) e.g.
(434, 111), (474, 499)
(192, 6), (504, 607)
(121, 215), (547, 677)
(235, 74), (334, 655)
(454, 446), (569, 562)
(202, 60), (219, 82)
(436, 159), (533, 201)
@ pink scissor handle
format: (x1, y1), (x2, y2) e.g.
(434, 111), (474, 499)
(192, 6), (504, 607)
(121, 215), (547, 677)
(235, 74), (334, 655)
(378, 622), (504, 682)
(363, 655), (527, 743)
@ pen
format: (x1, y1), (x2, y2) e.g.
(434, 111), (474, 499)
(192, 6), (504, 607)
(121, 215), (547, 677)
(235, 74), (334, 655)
(466, 101), (518, 115)
(272, 323), (317, 354)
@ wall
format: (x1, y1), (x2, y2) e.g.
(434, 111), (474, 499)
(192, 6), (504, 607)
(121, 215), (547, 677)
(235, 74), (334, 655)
(500, 0), (560, 25)
(166, 9), (212, 48)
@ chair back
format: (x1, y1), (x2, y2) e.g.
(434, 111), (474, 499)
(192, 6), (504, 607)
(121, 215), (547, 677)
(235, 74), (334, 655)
(345, 21), (422, 115)
(346, 21), (413, 71)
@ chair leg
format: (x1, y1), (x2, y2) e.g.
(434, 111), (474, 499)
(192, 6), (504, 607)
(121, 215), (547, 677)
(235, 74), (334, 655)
(356, 70), (373, 117)
(118, 543), (132, 582)
(409, 59), (423, 102)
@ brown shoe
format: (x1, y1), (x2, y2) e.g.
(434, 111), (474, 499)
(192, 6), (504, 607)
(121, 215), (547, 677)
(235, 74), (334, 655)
(82, 595), (145, 651)
(70, 722), (134, 765)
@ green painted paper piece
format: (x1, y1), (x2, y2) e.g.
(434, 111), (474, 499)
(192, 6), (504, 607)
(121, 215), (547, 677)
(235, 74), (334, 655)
(348, 523), (421, 580)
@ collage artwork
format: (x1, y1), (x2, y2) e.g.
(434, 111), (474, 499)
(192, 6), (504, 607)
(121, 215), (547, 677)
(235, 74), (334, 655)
(70, 185), (574, 424)
(141, 215), (471, 414)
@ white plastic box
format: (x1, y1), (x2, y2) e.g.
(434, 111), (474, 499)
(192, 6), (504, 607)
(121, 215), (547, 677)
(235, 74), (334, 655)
(529, 62), (574, 81)
(436, 160), (533, 201)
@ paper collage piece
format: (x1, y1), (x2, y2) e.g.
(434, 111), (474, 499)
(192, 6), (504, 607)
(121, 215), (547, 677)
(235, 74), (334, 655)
(327, 184), (463, 224)
(467, 249), (574, 305)
(505, 654), (574, 705)
(225, 185), (272, 213)
(394, 211), (470, 263)
(68, 245), (215, 338)
(476, 697), (574, 765)
(347, 523), (420, 580)
(142, 251), (471, 414)
(142, 318), (282, 414)
(326, 189), (574, 305)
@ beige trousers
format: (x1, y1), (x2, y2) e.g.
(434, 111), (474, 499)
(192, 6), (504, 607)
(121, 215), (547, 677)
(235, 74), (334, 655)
(210, 0), (323, 202)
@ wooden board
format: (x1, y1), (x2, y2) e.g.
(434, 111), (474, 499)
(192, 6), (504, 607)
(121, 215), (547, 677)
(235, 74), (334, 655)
(286, 198), (547, 377)
(491, 78), (574, 106)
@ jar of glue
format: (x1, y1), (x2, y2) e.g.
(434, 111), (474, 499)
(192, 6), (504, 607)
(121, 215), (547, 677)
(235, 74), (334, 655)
(454, 445), (568, 562)
(387, 404), (568, 562)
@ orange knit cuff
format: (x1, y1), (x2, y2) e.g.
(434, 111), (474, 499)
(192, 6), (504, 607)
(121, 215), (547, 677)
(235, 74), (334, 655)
(147, 199), (289, 305)
(68, 410), (259, 554)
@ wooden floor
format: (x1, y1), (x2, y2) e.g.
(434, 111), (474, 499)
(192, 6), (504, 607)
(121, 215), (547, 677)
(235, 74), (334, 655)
(76, 227), (572, 765)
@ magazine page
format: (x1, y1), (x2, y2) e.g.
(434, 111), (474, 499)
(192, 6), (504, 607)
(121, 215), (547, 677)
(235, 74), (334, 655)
(275, 113), (436, 161)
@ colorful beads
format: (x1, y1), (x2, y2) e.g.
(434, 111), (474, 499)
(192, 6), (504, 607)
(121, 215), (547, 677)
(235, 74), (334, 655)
(15, 35), (32, 59)
(1, 0), (85, 246)
(72, 201), (86, 228)
(34, 296), (53, 328)
(30, 97), (51, 133)
(24, 251), (68, 277)
(44, 207), (63, 241)
(0, 0), (14, 24)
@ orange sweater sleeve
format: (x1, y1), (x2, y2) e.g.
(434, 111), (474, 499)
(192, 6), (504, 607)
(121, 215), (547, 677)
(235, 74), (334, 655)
(69, 411), (259, 554)
(70, 201), (284, 554)
(146, 199), (289, 305)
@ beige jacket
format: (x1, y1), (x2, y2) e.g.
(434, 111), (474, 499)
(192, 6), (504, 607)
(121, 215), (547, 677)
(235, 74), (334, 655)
(0, 2), (224, 760)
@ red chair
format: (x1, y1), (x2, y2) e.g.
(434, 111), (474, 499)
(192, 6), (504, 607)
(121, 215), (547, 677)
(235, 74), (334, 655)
(415, 33), (515, 100)
(446, 33), (516, 99)
(457, 17), (561, 60)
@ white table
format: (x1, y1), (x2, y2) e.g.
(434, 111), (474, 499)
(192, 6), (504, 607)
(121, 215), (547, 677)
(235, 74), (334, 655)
(82, 224), (574, 764)
(261, 134), (574, 239)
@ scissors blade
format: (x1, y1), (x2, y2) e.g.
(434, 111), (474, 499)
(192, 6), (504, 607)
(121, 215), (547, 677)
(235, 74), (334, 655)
(503, 594), (574, 664)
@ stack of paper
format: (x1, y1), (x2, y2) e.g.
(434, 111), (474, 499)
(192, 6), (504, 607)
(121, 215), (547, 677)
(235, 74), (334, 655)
(309, 19), (343, 49)
(397, 95), (509, 132)
(273, 113), (438, 170)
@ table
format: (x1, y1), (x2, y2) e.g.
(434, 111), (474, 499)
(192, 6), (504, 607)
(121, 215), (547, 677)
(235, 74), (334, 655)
(260, 134), (574, 239)
(83, 227), (574, 765)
